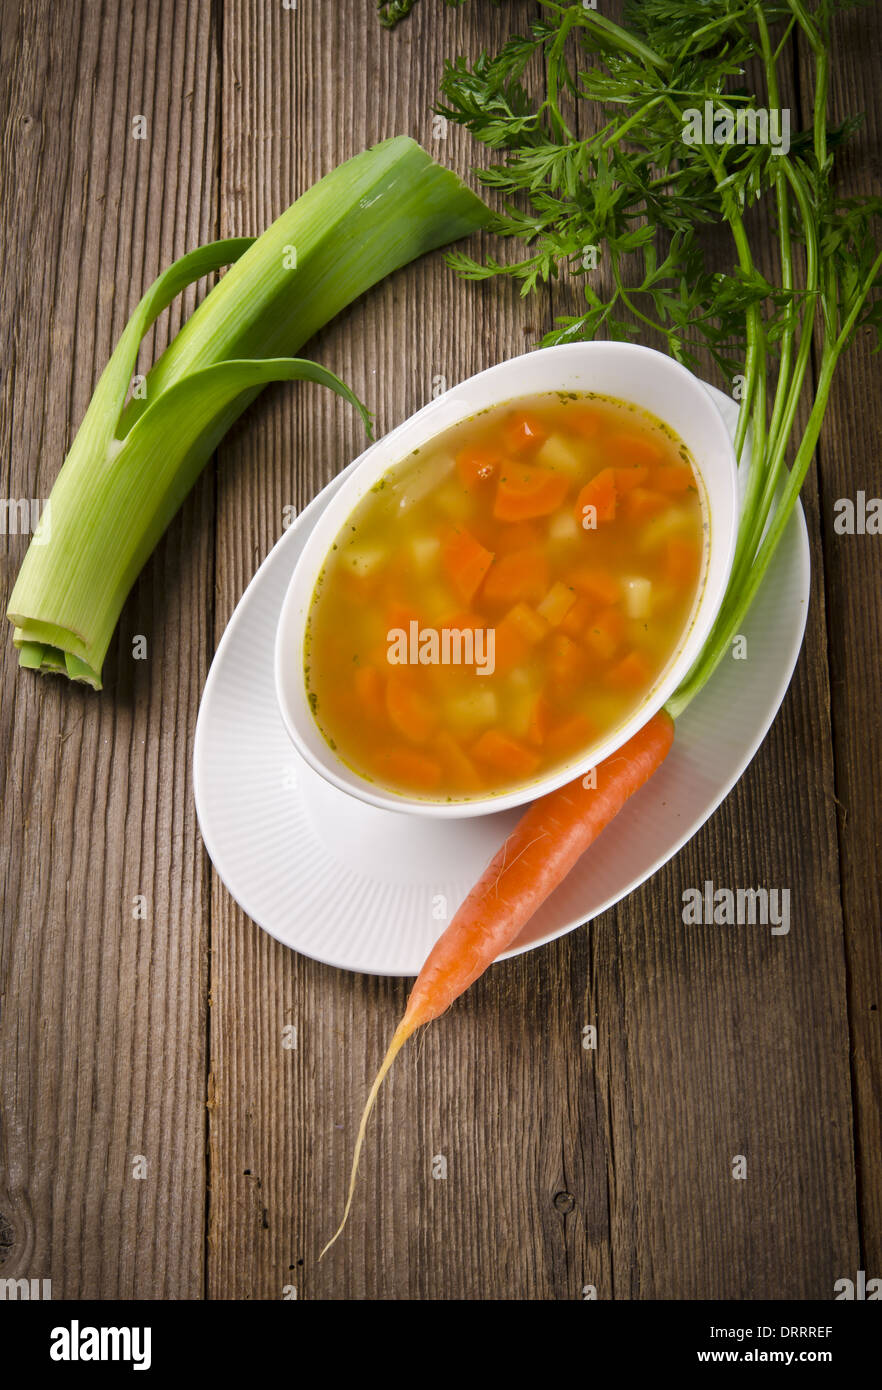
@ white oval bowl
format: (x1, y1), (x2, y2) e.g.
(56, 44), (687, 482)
(274, 342), (739, 818)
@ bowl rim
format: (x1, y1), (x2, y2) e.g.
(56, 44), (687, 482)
(274, 341), (740, 818)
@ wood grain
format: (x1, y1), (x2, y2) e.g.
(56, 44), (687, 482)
(801, 3), (882, 1275)
(0, 0), (218, 1298)
(0, 0), (878, 1301)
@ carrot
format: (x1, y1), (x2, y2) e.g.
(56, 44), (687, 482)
(665, 536), (701, 584)
(354, 664), (385, 722)
(482, 547), (549, 605)
(503, 411), (547, 454)
(609, 432), (664, 467)
(575, 467), (617, 527)
(472, 728), (541, 779)
(441, 525), (494, 605)
(567, 565), (621, 606)
(614, 464), (649, 493)
(568, 406), (603, 439)
(375, 747), (443, 791)
(653, 463), (694, 494)
(456, 444), (500, 491)
(607, 650), (652, 689)
(623, 486), (668, 521)
(385, 678), (437, 744)
(492, 521), (541, 554)
(494, 465), (569, 521)
(434, 730), (483, 791)
(544, 713), (596, 761)
(321, 709), (675, 1255)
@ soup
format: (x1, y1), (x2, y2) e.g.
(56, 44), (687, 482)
(304, 392), (706, 799)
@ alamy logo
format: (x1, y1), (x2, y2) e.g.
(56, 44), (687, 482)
(1, 496), (51, 542)
(682, 100), (791, 156)
(682, 880), (790, 935)
(50, 1320), (152, 1371)
(0, 1276), (51, 1299)
(834, 1270), (881, 1300)
(387, 620), (495, 676)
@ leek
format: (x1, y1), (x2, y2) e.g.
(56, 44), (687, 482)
(7, 136), (490, 688)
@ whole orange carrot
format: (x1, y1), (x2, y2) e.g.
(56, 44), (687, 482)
(322, 708), (675, 1254)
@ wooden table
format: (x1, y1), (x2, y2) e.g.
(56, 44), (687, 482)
(1, 1), (879, 1300)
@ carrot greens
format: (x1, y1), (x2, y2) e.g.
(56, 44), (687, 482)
(385, 0), (882, 713)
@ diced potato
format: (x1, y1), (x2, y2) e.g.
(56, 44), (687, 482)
(622, 576), (652, 620)
(536, 432), (583, 475)
(446, 687), (498, 734)
(391, 451), (455, 511)
(434, 482), (472, 520)
(507, 688), (537, 739)
(548, 509), (580, 545)
(409, 534), (440, 575)
(340, 544), (386, 578)
(506, 602), (549, 645)
(421, 583), (454, 620)
(537, 581), (577, 626)
(638, 505), (694, 553)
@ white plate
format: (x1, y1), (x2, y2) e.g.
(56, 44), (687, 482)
(193, 385), (810, 977)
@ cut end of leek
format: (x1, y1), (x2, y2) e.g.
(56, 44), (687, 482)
(7, 136), (490, 688)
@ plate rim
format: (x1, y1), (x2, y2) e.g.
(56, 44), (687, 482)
(194, 387), (811, 977)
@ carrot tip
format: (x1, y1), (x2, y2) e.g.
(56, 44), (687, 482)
(319, 1016), (417, 1259)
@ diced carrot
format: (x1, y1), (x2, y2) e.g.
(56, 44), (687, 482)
(544, 714), (596, 761)
(623, 487), (669, 521)
(607, 650), (653, 689)
(494, 465), (570, 521)
(385, 679), (438, 745)
(492, 603), (548, 674)
(614, 464), (649, 493)
(653, 463), (695, 493)
(567, 566), (621, 606)
(568, 407), (603, 439)
(584, 606), (625, 662)
(354, 664), (386, 722)
(493, 521), (541, 555)
(548, 632), (588, 690)
(609, 432), (664, 467)
(385, 601), (421, 633)
(575, 467), (617, 528)
(434, 730), (483, 791)
(376, 748), (443, 791)
(456, 445), (501, 492)
(482, 548), (549, 605)
(665, 536), (702, 584)
(503, 411), (548, 455)
(471, 729), (541, 779)
(441, 525), (495, 605)
(559, 593), (596, 639)
(526, 694), (550, 747)
(536, 581), (577, 626)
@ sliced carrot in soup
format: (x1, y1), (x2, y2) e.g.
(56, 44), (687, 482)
(456, 445), (500, 492)
(503, 412), (547, 454)
(483, 548), (549, 605)
(494, 465), (570, 521)
(472, 729), (541, 779)
(653, 464), (694, 493)
(575, 467), (617, 527)
(441, 525), (495, 605)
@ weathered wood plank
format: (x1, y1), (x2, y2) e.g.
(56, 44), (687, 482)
(802, 3), (882, 1274)
(0, 0), (217, 1297)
